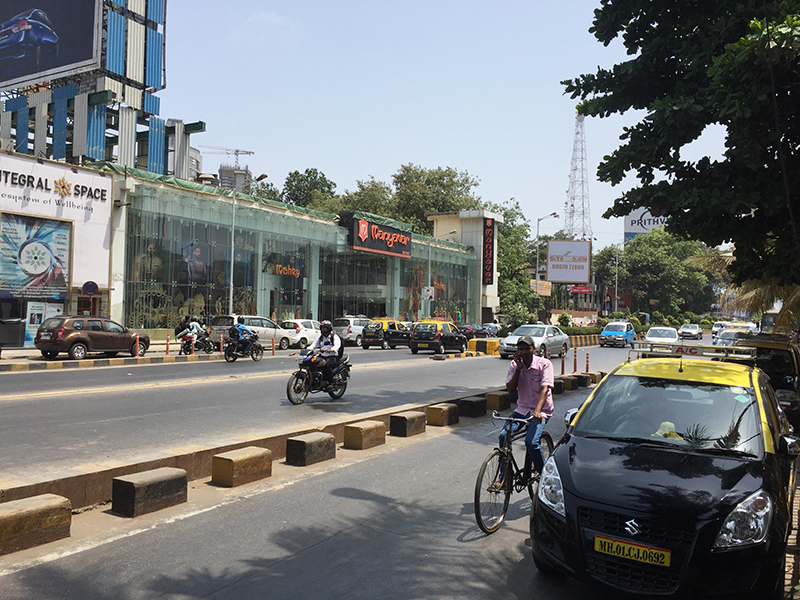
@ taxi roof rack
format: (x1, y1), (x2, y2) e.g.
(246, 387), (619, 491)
(629, 341), (757, 360)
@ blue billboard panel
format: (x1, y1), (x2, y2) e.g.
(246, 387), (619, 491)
(0, 0), (101, 92)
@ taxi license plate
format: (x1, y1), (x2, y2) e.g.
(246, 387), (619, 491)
(418, 343), (428, 348)
(594, 535), (671, 567)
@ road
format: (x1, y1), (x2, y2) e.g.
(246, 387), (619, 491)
(0, 343), (630, 483)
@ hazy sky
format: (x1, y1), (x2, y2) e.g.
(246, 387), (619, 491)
(160, 1), (723, 250)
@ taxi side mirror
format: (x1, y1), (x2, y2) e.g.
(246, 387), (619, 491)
(564, 408), (579, 428)
(778, 434), (800, 458)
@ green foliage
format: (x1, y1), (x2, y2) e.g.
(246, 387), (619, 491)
(700, 318), (713, 330)
(609, 311), (627, 320)
(240, 178), (282, 203)
(565, 1), (800, 286)
(504, 303), (534, 329)
(652, 310), (665, 325)
(391, 164), (482, 235)
(283, 169), (336, 207)
(557, 313), (572, 327)
(597, 317), (610, 328)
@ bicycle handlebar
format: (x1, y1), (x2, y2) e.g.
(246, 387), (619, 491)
(490, 410), (539, 425)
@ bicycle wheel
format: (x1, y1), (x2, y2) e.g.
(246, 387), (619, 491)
(474, 449), (512, 534)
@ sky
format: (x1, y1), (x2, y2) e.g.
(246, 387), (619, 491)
(159, 1), (722, 251)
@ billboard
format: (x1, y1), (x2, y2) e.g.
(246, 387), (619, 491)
(0, 0), (101, 93)
(624, 208), (668, 242)
(0, 153), (112, 288)
(342, 214), (411, 258)
(482, 218), (495, 284)
(546, 240), (592, 284)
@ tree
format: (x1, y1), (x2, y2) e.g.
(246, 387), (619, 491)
(239, 177), (282, 203)
(282, 168), (336, 207)
(391, 164), (482, 234)
(564, 2), (800, 286)
(309, 176), (394, 216)
(620, 229), (715, 316)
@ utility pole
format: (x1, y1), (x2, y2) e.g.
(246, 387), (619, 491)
(565, 113), (593, 241)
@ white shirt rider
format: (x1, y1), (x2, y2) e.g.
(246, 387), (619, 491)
(310, 331), (341, 357)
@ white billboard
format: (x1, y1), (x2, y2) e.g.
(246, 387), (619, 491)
(0, 153), (112, 293)
(546, 240), (591, 284)
(625, 208), (668, 241)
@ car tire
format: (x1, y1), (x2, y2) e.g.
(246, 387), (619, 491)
(361, 343), (369, 349)
(279, 337), (289, 350)
(299, 338), (308, 349)
(40, 350), (58, 359)
(69, 343), (87, 360)
(559, 344), (567, 357)
(355, 335), (361, 346)
(436, 342), (445, 354)
(389, 345), (397, 349)
(381, 340), (389, 350)
(131, 342), (146, 357)
(539, 345), (547, 357)
(460, 342), (467, 353)
(411, 348), (418, 354)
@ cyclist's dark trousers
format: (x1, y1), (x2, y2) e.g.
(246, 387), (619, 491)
(498, 411), (549, 479)
(321, 356), (337, 384)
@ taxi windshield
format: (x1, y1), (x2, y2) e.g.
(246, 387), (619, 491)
(604, 324), (625, 332)
(572, 376), (762, 456)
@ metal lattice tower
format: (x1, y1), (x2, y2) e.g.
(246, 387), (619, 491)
(564, 113), (593, 240)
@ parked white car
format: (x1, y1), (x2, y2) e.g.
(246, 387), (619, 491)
(333, 315), (370, 345)
(280, 319), (321, 349)
(208, 315), (294, 350)
(498, 324), (570, 358)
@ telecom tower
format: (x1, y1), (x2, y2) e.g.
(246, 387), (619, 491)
(564, 113), (593, 240)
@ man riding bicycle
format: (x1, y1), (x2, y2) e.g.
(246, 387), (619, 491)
(499, 334), (554, 484)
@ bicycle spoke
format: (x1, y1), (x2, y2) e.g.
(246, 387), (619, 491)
(474, 449), (511, 534)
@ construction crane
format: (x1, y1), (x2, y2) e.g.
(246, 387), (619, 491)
(197, 145), (254, 169)
(564, 113), (593, 241)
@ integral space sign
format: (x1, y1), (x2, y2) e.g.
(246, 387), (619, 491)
(546, 240), (591, 284)
(0, 153), (112, 288)
(347, 217), (411, 258)
(482, 218), (495, 285)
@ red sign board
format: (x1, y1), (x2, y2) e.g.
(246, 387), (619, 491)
(571, 285), (591, 294)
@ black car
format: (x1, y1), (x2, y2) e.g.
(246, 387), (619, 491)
(531, 345), (798, 599)
(360, 319), (411, 349)
(461, 323), (488, 340)
(409, 320), (468, 354)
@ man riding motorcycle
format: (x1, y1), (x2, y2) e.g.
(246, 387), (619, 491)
(308, 320), (342, 388)
(233, 316), (254, 356)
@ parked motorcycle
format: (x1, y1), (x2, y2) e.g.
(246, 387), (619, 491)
(223, 334), (264, 362)
(179, 334), (215, 355)
(286, 349), (351, 404)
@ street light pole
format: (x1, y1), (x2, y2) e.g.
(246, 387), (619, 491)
(535, 212), (559, 306)
(614, 243), (620, 314)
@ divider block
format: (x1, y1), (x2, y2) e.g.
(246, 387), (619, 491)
(552, 379), (564, 395)
(455, 396), (487, 418)
(390, 411), (426, 437)
(344, 420), (386, 450)
(286, 432), (336, 466)
(485, 392), (511, 411)
(560, 376), (579, 391)
(426, 403), (459, 426)
(0, 494), (71, 556)
(112, 467), (187, 518)
(573, 373), (591, 387)
(212, 446), (272, 487)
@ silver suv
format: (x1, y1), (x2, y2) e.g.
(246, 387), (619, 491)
(333, 315), (370, 345)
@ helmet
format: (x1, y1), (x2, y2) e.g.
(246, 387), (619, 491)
(237, 316), (244, 324)
(320, 320), (332, 334)
(191, 315), (199, 323)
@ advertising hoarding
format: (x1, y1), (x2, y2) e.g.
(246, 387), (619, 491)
(546, 240), (591, 284)
(0, 0), (101, 93)
(624, 208), (668, 242)
(0, 153), (112, 289)
(342, 214), (411, 258)
(482, 218), (495, 285)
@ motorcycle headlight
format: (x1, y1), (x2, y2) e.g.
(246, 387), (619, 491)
(714, 490), (772, 548)
(537, 456), (565, 516)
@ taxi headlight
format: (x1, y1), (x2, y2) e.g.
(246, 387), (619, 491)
(714, 490), (772, 548)
(537, 456), (565, 516)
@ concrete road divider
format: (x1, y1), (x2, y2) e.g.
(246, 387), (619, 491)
(426, 403), (459, 426)
(0, 494), (71, 555)
(390, 411), (426, 437)
(343, 421), (386, 451)
(286, 432), (336, 466)
(454, 395), (487, 418)
(212, 447), (273, 488)
(112, 467), (187, 518)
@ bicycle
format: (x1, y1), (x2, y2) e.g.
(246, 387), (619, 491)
(474, 410), (555, 534)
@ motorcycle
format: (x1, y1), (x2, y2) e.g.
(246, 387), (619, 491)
(286, 349), (351, 404)
(179, 333), (215, 355)
(223, 333), (264, 362)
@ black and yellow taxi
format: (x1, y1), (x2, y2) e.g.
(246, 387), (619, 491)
(531, 342), (798, 599)
(360, 318), (411, 349)
(409, 319), (468, 354)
